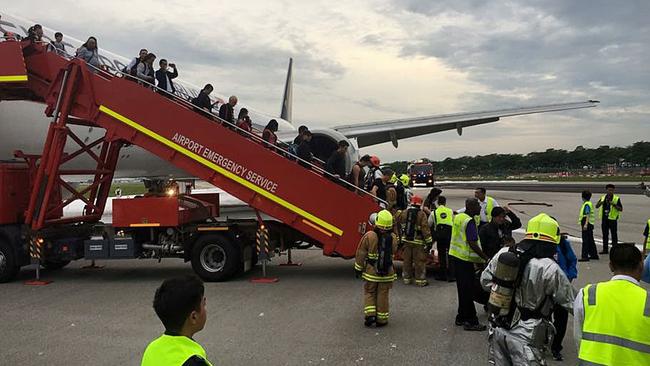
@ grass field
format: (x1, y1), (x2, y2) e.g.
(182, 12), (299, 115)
(78, 182), (146, 197)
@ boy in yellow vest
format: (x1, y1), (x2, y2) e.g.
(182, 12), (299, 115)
(142, 276), (212, 366)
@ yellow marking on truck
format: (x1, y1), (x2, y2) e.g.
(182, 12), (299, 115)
(197, 227), (229, 231)
(0, 75), (28, 82)
(129, 223), (161, 227)
(302, 219), (333, 237)
(99, 105), (343, 237)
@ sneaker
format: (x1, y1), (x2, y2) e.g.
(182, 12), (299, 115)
(416, 280), (429, 287)
(403, 278), (413, 285)
(463, 323), (487, 331)
(552, 351), (563, 361)
(578, 258), (590, 262)
(364, 316), (377, 327)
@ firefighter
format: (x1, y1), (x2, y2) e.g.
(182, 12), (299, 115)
(354, 210), (398, 327)
(399, 174), (412, 203)
(480, 213), (575, 365)
(386, 174), (398, 212)
(394, 196), (433, 286)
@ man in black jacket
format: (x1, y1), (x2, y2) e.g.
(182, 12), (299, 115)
(478, 206), (522, 260)
(219, 95), (238, 125)
(155, 59), (178, 96)
(296, 131), (313, 168)
(326, 140), (349, 178)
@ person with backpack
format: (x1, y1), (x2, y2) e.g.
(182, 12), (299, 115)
(348, 154), (371, 190)
(47, 32), (66, 55)
(363, 156), (381, 192)
(354, 210), (398, 327)
(480, 213), (575, 365)
(394, 196), (433, 287)
(393, 174), (408, 210)
(191, 84), (216, 113)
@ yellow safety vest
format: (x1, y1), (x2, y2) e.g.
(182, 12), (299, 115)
(141, 334), (213, 366)
(598, 194), (621, 220)
(434, 205), (453, 228)
(474, 196), (496, 225)
(449, 213), (485, 263)
(578, 201), (595, 226)
(579, 280), (650, 365)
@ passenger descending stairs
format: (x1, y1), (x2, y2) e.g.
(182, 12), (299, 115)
(0, 40), (380, 258)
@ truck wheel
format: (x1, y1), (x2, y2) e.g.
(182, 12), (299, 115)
(191, 234), (240, 282)
(42, 260), (71, 271)
(0, 241), (20, 283)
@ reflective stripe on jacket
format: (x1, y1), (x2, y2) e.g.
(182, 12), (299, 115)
(354, 231), (398, 282)
(579, 280), (650, 365)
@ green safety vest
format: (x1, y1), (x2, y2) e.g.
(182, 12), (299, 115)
(141, 334), (213, 366)
(435, 205), (454, 228)
(579, 280), (650, 365)
(578, 201), (595, 226)
(449, 213), (485, 263)
(598, 194), (621, 221)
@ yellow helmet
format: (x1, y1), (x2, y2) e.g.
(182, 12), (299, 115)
(389, 174), (398, 184)
(375, 210), (393, 230)
(399, 174), (410, 186)
(525, 213), (560, 244)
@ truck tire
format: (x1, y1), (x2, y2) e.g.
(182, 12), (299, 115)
(191, 234), (240, 282)
(42, 260), (71, 271)
(0, 240), (20, 283)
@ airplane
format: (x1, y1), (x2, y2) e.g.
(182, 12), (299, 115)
(0, 13), (599, 191)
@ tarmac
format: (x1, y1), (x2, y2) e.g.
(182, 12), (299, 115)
(1, 187), (649, 365)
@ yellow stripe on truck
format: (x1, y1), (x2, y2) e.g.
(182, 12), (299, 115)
(98, 105), (343, 237)
(0, 75), (28, 82)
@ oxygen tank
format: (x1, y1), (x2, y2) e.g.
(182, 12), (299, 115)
(487, 251), (520, 319)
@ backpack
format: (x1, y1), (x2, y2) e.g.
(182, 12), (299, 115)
(403, 208), (419, 241)
(375, 231), (393, 276)
(364, 167), (379, 191)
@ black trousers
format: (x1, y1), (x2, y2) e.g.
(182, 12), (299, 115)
(601, 219), (618, 252)
(581, 224), (599, 259)
(452, 256), (478, 325)
(436, 226), (454, 278)
(552, 305), (569, 353)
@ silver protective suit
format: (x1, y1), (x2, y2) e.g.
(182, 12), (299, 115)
(480, 247), (576, 365)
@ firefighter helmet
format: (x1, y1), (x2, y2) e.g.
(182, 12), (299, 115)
(399, 174), (410, 186)
(410, 195), (423, 206)
(525, 213), (561, 244)
(369, 156), (380, 167)
(375, 210), (393, 230)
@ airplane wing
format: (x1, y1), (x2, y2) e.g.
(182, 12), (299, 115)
(333, 101), (599, 148)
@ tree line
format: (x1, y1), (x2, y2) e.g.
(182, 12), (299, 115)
(386, 141), (650, 176)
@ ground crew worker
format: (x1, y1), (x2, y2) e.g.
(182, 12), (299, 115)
(394, 196), (433, 286)
(142, 275), (213, 366)
(457, 187), (499, 227)
(480, 213), (575, 365)
(595, 183), (623, 254)
(574, 244), (649, 365)
(449, 198), (489, 331)
(578, 190), (599, 261)
(429, 195), (454, 281)
(354, 210), (398, 327)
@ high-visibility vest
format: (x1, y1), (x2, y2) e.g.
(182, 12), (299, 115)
(578, 201), (595, 226)
(598, 194), (621, 220)
(141, 334), (213, 366)
(435, 205), (454, 228)
(449, 213), (485, 263)
(578, 280), (650, 365)
(474, 196), (496, 225)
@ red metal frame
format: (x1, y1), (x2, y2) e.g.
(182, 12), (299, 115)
(0, 41), (382, 258)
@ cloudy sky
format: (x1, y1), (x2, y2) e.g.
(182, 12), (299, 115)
(4, 1), (649, 161)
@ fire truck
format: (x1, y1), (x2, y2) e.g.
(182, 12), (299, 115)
(407, 159), (435, 187)
(0, 40), (381, 283)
